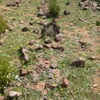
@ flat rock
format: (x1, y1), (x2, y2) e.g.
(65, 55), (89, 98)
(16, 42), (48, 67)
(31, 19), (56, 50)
(28, 40), (36, 45)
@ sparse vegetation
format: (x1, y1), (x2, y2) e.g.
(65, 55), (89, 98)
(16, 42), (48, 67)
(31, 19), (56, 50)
(0, 0), (100, 99)
(0, 57), (14, 93)
(0, 16), (8, 34)
(48, 0), (60, 18)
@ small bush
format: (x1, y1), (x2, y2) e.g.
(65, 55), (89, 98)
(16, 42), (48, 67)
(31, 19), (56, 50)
(0, 57), (14, 93)
(48, 0), (60, 18)
(0, 16), (8, 34)
(96, 20), (100, 26)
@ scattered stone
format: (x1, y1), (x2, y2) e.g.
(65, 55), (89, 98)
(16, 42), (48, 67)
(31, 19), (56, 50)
(51, 43), (58, 49)
(43, 44), (52, 48)
(6, 2), (16, 7)
(62, 78), (70, 87)
(89, 56), (97, 60)
(8, 91), (22, 98)
(78, 40), (87, 48)
(50, 61), (58, 69)
(21, 27), (29, 32)
(65, 2), (70, 5)
(33, 28), (40, 34)
(55, 33), (63, 42)
(64, 10), (70, 15)
(34, 82), (45, 91)
(28, 40), (36, 45)
(93, 84), (98, 88)
(49, 84), (58, 89)
(41, 19), (60, 37)
(71, 57), (86, 67)
(0, 40), (4, 45)
(20, 69), (28, 76)
(20, 47), (29, 61)
(57, 46), (64, 52)
(52, 69), (61, 78)
(0, 96), (5, 100)
(45, 38), (52, 44)
(29, 21), (34, 25)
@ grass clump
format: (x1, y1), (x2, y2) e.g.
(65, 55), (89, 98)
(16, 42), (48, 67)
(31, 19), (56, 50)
(48, 0), (60, 18)
(0, 16), (8, 34)
(0, 57), (14, 93)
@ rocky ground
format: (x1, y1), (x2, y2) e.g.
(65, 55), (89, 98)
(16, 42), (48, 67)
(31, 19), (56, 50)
(0, 0), (100, 100)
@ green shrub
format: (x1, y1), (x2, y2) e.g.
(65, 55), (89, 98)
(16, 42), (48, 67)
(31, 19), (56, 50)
(0, 16), (8, 34)
(0, 57), (14, 93)
(48, 0), (60, 18)
(96, 20), (100, 26)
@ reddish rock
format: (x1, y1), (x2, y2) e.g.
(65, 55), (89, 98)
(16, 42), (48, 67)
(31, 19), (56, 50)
(52, 69), (61, 77)
(49, 84), (58, 89)
(0, 40), (4, 45)
(62, 78), (70, 87)
(20, 69), (28, 76)
(34, 82), (45, 91)
(0, 96), (5, 100)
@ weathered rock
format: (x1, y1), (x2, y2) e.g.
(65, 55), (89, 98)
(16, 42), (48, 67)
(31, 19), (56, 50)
(62, 78), (70, 87)
(41, 19), (60, 37)
(0, 96), (5, 100)
(71, 57), (86, 67)
(64, 10), (70, 15)
(20, 47), (29, 61)
(0, 40), (4, 45)
(21, 27), (29, 32)
(8, 91), (22, 98)
(45, 38), (52, 44)
(28, 40), (36, 45)
(55, 33), (63, 42)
